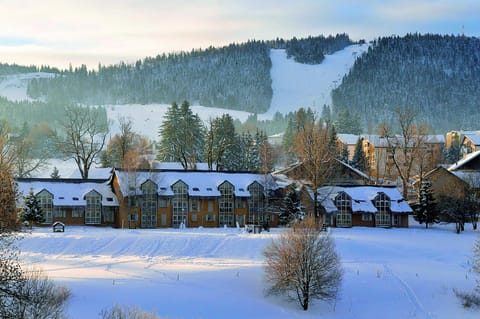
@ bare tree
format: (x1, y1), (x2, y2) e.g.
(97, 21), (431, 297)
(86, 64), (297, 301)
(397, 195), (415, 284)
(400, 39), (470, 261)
(382, 107), (429, 199)
(14, 268), (71, 319)
(264, 218), (342, 311)
(101, 304), (162, 319)
(57, 105), (109, 179)
(293, 118), (337, 219)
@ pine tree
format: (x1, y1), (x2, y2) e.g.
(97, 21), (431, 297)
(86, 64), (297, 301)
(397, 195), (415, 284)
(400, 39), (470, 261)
(20, 189), (45, 229)
(50, 166), (60, 179)
(279, 187), (303, 225)
(413, 180), (439, 229)
(351, 137), (368, 172)
(340, 144), (350, 163)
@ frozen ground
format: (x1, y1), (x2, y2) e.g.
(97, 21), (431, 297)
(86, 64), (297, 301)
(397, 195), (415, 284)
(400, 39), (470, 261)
(19, 221), (479, 319)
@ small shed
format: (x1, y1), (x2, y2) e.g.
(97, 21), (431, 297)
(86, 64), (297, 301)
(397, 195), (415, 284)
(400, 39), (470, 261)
(52, 221), (65, 232)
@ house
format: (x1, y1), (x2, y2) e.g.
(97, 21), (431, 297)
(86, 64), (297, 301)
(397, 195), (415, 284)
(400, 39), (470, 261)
(111, 168), (283, 228)
(337, 133), (360, 161)
(423, 150), (480, 201)
(274, 158), (371, 187)
(361, 134), (445, 183)
(456, 131), (480, 158)
(16, 178), (119, 226)
(308, 185), (411, 228)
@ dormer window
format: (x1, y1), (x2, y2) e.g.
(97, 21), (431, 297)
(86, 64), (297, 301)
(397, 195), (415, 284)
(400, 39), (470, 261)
(72, 197), (79, 201)
(58, 196), (64, 199)
(192, 187), (200, 191)
(106, 197), (113, 202)
(206, 187), (212, 191)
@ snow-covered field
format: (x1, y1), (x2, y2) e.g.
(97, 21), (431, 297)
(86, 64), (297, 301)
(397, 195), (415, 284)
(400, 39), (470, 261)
(19, 221), (479, 319)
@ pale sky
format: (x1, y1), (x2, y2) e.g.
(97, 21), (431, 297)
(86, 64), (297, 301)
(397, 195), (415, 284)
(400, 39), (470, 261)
(1, 0), (479, 69)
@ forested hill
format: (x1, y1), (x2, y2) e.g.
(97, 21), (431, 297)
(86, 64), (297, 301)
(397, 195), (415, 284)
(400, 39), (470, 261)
(331, 34), (480, 133)
(26, 34), (352, 113)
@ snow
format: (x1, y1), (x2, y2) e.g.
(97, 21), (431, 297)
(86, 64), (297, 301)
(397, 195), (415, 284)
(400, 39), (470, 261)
(0, 72), (55, 101)
(262, 44), (369, 120)
(18, 221), (479, 319)
(0, 45), (368, 141)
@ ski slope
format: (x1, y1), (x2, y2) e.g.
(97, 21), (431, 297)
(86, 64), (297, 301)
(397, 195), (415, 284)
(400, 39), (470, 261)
(0, 44), (368, 140)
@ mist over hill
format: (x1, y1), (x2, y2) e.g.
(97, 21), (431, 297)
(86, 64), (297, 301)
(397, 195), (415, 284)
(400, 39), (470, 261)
(332, 33), (480, 133)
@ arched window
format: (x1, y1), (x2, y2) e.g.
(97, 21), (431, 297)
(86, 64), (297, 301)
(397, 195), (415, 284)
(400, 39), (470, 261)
(219, 181), (234, 227)
(334, 192), (352, 227)
(374, 192), (391, 227)
(248, 182), (264, 224)
(172, 181), (188, 228)
(85, 190), (102, 224)
(37, 190), (53, 224)
(141, 180), (157, 228)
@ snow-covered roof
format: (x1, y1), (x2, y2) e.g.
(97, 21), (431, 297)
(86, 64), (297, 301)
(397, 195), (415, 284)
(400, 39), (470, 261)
(314, 186), (412, 214)
(449, 171), (480, 189)
(426, 135), (445, 143)
(461, 131), (480, 146)
(337, 133), (359, 145)
(114, 169), (279, 198)
(152, 162), (216, 171)
(16, 179), (119, 207)
(361, 134), (390, 147)
(447, 150), (480, 171)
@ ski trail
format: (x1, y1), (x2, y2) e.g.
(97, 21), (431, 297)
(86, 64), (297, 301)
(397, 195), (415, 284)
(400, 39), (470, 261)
(383, 265), (434, 319)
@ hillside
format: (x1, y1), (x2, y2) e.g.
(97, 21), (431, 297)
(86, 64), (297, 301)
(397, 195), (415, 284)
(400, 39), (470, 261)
(332, 34), (480, 133)
(26, 34), (352, 114)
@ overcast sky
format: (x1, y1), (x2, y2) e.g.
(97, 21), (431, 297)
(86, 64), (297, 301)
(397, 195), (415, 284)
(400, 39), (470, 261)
(1, 0), (479, 69)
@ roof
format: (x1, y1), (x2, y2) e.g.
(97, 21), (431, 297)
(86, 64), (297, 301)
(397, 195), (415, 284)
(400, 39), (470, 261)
(337, 134), (360, 145)
(114, 169), (279, 198)
(361, 134), (390, 147)
(461, 131), (480, 146)
(313, 186), (412, 214)
(151, 162), (216, 171)
(16, 179), (119, 207)
(449, 171), (480, 189)
(448, 150), (480, 171)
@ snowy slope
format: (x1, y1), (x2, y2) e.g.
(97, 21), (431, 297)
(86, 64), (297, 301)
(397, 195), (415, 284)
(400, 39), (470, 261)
(19, 222), (479, 319)
(0, 44), (367, 140)
(0, 72), (55, 101)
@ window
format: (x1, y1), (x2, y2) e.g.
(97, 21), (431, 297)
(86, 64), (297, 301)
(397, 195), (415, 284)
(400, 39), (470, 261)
(172, 181), (188, 227)
(85, 190), (102, 225)
(191, 213), (198, 222)
(248, 182), (264, 224)
(37, 190), (53, 224)
(190, 198), (200, 212)
(103, 207), (114, 223)
(219, 182), (234, 227)
(158, 197), (169, 208)
(205, 214), (216, 222)
(393, 215), (402, 226)
(207, 200), (214, 212)
(128, 213), (138, 221)
(235, 198), (247, 209)
(72, 207), (84, 218)
(141, 180), (157, 228)
(160, 213), (167, 226)
(334, 192), (352, 227)
(361, 213), (372, 222)
(54, 208), (66, 218)
(374, 192), (391, 227)
(128, 196), (138, 207)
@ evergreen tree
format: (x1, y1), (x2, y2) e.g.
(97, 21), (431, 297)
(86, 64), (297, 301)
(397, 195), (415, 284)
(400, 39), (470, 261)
(205, 114), (237, 171)
(351, 137), (368, 172)
(340, 144), (350, 163)
(279, 187), (303, 225)
(413, 180), (439, 229)
(20, 189), (45, 229)
(158, 101), (205, 169)
(50, 166), (60, 179)
(334, 108), (362, 134)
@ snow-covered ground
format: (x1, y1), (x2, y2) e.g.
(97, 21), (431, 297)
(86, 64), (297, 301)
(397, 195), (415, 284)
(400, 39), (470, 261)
(0, 44), (367, 140)
(19, 221), (479, 319)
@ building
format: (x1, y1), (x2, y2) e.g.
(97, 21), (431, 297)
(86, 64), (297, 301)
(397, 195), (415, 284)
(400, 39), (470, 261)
(313, 186), (412, 228)
(112, 169), (283, 228)
(337, 133), (360, 161)
(16, 178), (119, 226)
